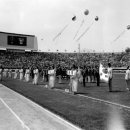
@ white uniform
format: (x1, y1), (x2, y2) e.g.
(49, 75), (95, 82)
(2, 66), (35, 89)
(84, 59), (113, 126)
(71, 70), (79, 93)
(78, 68), (82, 83)
(3, 69), (8, 78)
(125, 69), (130, 90)
(25, 69), (30, 82)
(19, 69), (24, 80)
(108, 67), (112, 79)
(33, 69), (39, 85)
(14, 69), (18, 79)
(48, 69), (55, 88)
(67, 70), (74, 92)
(8, 69), (12, 78)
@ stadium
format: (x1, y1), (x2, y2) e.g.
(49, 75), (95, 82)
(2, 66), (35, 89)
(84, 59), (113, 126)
(1, 0), (130, 130)
(0, 30), (130, 130)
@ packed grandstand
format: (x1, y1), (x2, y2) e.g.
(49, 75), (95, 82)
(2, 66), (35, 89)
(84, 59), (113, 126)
(0, 50), (129, 69)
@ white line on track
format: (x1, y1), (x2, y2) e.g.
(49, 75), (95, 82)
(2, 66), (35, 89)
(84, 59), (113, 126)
(0, 98), (30, 130)
(54, 88), (130, 111)
(78, 94), (130, 110)
(28, 97), (83, 130)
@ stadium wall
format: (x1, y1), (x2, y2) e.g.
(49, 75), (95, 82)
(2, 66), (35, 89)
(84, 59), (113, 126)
(0, 31), (38, 51)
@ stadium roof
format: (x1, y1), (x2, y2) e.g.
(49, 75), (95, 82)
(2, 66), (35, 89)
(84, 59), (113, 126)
(0, 31), (35, 37)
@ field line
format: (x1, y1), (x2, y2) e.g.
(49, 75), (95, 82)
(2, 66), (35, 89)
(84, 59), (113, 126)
(54, 88), (130, 110)
(78, 94), (130, 110)
(0, 98), (30, 130)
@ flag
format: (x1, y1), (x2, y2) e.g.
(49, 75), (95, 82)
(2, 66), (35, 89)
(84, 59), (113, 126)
(99, 63), (109, 83)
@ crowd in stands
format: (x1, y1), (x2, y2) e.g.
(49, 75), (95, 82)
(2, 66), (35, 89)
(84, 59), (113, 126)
(0, 50), (129, 69)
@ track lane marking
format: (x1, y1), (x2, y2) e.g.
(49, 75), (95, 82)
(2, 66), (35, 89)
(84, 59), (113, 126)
(54, 88), (130, 111)
(78, 94), (130, 110)
(0, 98), (30, 130)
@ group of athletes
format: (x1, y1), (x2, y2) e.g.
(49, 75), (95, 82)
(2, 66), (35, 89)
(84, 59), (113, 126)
(1, 62), (129, 94)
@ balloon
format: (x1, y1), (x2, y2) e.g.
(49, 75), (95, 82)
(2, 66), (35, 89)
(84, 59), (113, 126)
(95, 16), (99, 21)
(84, 9), (89, 15)
(72, 16), (76, 21)
(127, 25), (130, 30)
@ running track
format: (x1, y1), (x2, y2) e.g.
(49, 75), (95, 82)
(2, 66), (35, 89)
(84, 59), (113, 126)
(0, 84), (82, 130)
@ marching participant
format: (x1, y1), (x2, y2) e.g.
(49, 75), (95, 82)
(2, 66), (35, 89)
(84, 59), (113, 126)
(19, 67), (24, 80)
(48, 65), (56, 89)
(67, 66), (73, 92)
(87, 66), (91, 83)
(71, 65), (80, 95)
(14, 68), (19, 79)
(44, 67), (49, 82)
(78, 66), (82, 83)
(6, 68), (9, 78)
(33, 66), (39, 85)
(8, 69), (12, 78)
(125, 66), (130, 91)
(57, 65), (62, 84)
(25, 67), (31, 82)
(42, 68), (45, 82)
(3, 68), (8, 78)
(82, 66), (87, 87)
(95, 65), (100, 86)
(24, 68), (27, 81)
(107, 63), (113, 92)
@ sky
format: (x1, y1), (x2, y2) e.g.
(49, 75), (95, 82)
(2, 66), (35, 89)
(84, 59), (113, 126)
(0, 0), (130, 52)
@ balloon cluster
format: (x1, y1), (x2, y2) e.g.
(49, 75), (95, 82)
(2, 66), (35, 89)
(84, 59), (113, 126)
(53, 9), (99, 42)
(72, 9), (99, 22)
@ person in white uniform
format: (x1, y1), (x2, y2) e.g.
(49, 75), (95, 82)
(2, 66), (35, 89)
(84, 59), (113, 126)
(67, 67), (73, 92)
(125, 66), (130, 91)
(25, 67), (30, 82)
(71, 65), (80, 95)
(19, 67), (24, 80)
(33, 67), (39, 85)
(8, 69), (12, 78)
(3, 68), (8, 78)
(14, 68), (19, 79)
(48, 65), (56, 89)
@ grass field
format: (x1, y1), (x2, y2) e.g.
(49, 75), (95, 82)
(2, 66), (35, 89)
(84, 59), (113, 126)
(1, 73), (130, 130)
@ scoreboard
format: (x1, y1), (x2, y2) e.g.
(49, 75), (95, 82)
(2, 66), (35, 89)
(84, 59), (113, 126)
(8, 35), (27, 46)
(0, 31), (38, 51)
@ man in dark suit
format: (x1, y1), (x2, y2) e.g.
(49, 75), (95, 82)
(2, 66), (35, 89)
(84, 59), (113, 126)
(95, 66), (100, 86)
(82, 66), (87, 87)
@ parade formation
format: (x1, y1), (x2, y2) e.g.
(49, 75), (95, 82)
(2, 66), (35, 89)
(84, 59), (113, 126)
(0, 60), (130, 94)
